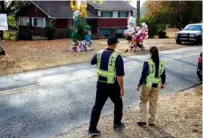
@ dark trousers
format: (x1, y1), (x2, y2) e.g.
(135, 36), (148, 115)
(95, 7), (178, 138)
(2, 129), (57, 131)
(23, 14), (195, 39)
(89, 85), (123, 131)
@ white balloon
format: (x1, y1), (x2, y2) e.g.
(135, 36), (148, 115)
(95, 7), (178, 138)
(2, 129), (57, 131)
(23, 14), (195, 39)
(73, 10), (80, 18)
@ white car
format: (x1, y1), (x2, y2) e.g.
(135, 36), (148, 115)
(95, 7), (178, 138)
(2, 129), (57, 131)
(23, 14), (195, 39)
(175, 23), (202, 44)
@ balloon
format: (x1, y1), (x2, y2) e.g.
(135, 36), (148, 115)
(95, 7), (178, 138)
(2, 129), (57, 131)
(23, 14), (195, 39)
(135, 33), (139, 37)
(92, 0), (103, 4)
(99, 0), (104, 4)
(85, 33), (92, 47)
(127, 16), (136, 28)
(84, 25), (92, 31)
(73, 10), (80, 23)
(127, 25), (132, 29)
(80, 0), (87, 18)
(132, 35), (136, 41)
(70, 0), (78, 11)
(81, 0), (87, 7)
(135, 26), (140, 32)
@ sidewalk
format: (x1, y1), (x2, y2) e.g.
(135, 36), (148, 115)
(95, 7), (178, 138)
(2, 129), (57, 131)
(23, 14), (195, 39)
(54, 85), (202, 138)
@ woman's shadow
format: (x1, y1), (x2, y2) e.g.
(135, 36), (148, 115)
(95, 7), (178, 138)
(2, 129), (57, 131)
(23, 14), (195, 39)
(140, 125), (175, 138)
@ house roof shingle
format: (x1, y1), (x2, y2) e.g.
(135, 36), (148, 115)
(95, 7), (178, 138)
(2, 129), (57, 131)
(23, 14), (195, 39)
(31, 1), (135, 18)
(87, 1), (135, 11)
(31, 1), (98, 18)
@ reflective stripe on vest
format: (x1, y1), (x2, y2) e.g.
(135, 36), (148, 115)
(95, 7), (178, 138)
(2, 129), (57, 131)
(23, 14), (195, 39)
(146, 59), (165, 88)
(97, 50), (118, 84)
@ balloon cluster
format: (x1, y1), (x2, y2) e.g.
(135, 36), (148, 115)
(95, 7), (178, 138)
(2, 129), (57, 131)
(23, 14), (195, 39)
(124, 16), (149, 52)
(70, 0), (93, 52)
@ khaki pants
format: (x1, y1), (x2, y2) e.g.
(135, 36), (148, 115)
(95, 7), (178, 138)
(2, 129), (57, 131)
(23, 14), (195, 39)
(139, 85), (160, 124)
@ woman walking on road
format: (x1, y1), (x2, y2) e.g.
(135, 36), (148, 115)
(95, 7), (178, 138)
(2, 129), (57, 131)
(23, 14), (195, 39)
(137, 46), (166, 126)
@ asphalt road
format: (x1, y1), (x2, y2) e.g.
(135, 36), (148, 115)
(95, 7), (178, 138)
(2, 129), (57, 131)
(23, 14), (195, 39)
(0, 46), (202, 138)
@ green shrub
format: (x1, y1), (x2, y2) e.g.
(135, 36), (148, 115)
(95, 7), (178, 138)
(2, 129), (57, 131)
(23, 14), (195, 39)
(110, 28), (117, 35)
(157, 24), (167, 38)
(18, 25), (32, 40)
(7, 16), (18, 30)
(141, 18), (157, 37)
(158, 31), (166, 38)
(3, 31), (17, 40)
(157, 24), (166, 32)
(44, 24), (56, 40)
(141, 18), (167, 38)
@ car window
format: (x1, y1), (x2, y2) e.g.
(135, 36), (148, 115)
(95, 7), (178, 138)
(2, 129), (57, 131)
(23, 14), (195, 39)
(184, 25), (202, 31)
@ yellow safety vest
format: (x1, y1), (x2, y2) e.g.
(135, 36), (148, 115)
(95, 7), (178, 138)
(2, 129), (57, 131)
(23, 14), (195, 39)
(97, 50), (118, 84)
(146, 59), (165, 88)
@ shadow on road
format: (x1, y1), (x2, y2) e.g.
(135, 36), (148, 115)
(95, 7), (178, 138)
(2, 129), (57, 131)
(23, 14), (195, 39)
(140, 125), (175, 138)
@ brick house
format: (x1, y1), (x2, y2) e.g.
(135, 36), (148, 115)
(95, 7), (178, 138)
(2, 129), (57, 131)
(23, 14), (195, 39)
(16, 1), (135, 39)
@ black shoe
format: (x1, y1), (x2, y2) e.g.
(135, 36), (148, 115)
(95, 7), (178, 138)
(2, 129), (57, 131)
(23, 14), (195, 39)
(149, 123), (155, 126)
(137, 122), (146, 126)
(113, 122), (125, 130)
(88, 129), (101, 137)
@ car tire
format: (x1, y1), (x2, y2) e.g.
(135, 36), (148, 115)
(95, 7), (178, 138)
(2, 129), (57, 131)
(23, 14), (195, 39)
(195, 36), (202, 45)
(176, 40), (182, 44)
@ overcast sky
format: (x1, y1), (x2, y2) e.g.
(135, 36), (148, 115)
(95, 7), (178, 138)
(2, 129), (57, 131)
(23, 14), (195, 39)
(130, 0), (146, 8)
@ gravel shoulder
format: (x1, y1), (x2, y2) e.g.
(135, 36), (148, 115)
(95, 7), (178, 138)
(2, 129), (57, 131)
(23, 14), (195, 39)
(54, 85), (202, 138)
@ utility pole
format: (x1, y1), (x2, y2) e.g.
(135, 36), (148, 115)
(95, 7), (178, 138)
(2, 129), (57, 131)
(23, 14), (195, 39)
(136, 0), (140, 25)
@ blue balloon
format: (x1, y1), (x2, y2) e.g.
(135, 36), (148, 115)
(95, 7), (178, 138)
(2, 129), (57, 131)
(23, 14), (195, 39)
(85, 34), (91, 42)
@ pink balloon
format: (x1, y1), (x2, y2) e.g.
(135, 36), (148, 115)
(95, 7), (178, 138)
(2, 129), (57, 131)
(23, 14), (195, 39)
(140, 39), (144, 42)
(132, 35), (136, 40)
(138, 31), (142, 35)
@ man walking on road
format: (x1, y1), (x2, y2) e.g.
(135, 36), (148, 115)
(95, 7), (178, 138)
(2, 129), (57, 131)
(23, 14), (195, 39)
(88, 36), (125, 136)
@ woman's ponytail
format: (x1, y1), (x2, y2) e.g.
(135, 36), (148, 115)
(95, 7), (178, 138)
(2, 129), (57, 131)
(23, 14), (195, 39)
(150, 46), (159, 64)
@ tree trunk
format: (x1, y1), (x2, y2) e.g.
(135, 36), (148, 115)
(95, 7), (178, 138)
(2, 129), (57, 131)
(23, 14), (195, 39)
(136, 0), (140, 25)
(0, 1), (6, 13)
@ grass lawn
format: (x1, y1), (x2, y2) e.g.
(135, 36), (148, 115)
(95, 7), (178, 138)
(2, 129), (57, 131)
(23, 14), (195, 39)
(0, 38), (184, 76)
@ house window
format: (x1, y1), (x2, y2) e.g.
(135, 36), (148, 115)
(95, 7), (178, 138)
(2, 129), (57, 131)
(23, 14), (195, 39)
(18, 17), (29, 26)
(118, 12), (129, 18)
(32, 17), (46, 28)
(101, 11), (113, 17)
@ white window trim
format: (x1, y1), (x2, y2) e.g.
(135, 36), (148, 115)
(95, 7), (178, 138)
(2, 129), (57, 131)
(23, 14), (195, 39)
(18, 16), (29, 26)
(99, 11), (131, 19)
(118, 11), (130, 18)
(31, 17), (46, 28)
(101, 11), (113, 18)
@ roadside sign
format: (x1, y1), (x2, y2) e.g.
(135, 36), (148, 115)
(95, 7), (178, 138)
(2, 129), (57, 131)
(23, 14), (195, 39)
(0, 14), (8, 31)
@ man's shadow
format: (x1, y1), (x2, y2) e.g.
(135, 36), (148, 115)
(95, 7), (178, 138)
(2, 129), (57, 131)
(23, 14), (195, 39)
(89, 126), (175, 138)
(114, 129), (132, 138)
(140, 125), (175, 138)
(90, 129), (131, 138)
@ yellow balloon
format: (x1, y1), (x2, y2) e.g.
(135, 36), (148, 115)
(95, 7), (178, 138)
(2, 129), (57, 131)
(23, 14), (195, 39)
(92, 0), (104, 4)
(80, 6), (87, 18)
(81, 0), (87, 8)
(70, 0), (78, 11)
(99, 0), (104, 4)
(80, 0), (87, 18)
